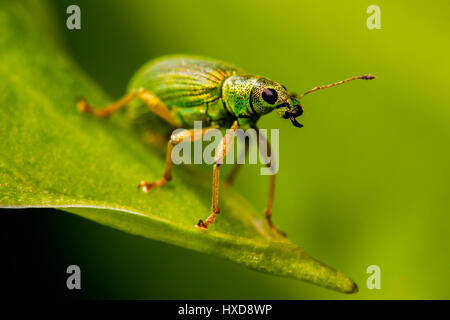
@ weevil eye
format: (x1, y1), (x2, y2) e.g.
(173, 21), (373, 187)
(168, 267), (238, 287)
(262, 88), (278, 104)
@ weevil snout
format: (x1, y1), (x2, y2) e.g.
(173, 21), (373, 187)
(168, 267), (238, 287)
(290, 104), (303, 117)
(280, 102), (304, 128)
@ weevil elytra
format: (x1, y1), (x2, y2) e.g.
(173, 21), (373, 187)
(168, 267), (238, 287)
(77, 55), (375, 236)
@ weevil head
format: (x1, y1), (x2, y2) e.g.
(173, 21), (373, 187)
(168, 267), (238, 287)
(250, 78), (304, 128)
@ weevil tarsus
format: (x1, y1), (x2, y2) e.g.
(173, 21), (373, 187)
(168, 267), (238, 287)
(138, 139), (174, 192)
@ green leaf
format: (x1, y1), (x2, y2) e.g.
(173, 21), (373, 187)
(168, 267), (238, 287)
(0, 1), (357, 293)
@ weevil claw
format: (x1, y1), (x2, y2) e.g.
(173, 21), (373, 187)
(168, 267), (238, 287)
(76, 96), (94, 114)
(274, 227), (287, 237)
(137, 181), (156, 193)
(195, 219), (208, 229)
(265, 217), (287, 237)
(138, 178), (168, 193)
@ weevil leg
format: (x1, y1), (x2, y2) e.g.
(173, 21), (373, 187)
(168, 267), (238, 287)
(253, 125), (286, 237)
(138, 126), (214, 193)
(78, 88), (179, 127)
(197, 121), (239, 230)
(135, 89), (179, 127)
(138, 139), (174, 192)
(77, 90), (140, 118)
(225, 134), (249, 185)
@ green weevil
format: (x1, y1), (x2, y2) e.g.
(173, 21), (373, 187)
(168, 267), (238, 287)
(78, 55), (375, 236)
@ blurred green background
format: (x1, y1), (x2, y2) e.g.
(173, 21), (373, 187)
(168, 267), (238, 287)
(3, 0), (449, 299)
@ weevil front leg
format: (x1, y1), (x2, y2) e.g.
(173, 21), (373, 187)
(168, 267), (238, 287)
(138, 126), (214, 192)
(253, 125), (286, 237)
(197, 121), (239, 230)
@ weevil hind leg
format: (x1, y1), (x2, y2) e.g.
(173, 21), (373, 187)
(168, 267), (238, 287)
(77, 88), (179, 127)
(196, 121), (239, 230)
(77, 90), (141, 118)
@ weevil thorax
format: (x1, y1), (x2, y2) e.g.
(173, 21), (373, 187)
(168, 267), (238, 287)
(222, 76), (260, 122)
(222, 75), (302, 126)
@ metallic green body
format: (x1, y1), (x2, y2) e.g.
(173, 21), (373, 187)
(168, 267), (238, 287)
(127, 55), (299, 128)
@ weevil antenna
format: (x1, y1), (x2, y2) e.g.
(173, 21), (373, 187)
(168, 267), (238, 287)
(298, 74), (375, 100)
